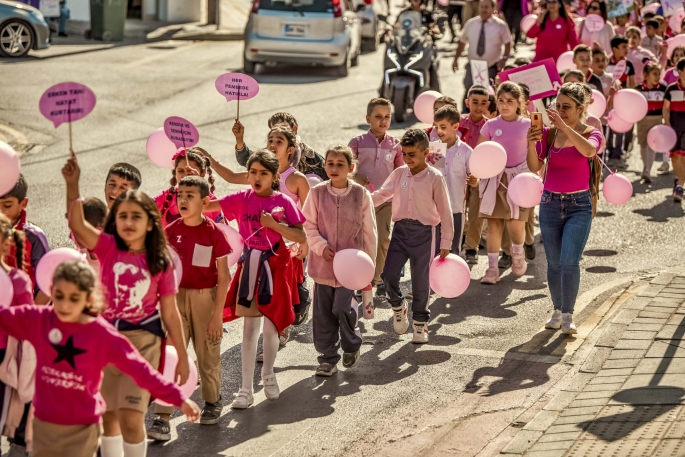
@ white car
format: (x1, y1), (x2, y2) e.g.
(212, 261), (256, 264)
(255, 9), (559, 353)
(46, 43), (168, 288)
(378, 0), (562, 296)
(350, 0), (384, 51)
(243, 0), (363, 76)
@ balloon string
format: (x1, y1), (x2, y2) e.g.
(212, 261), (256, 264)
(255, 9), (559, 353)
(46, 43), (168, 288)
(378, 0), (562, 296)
(597, 155), (615, 175)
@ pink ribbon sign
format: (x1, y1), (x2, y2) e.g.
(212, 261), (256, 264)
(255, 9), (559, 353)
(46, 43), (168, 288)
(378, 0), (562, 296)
(584, 14), (605, 32)
(612, 59), (627, 81)
(164, 116), (200, 149)
(39, 82), (96, 128)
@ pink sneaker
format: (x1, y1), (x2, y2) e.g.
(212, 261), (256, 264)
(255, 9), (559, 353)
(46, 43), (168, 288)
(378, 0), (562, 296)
(512, 250), (527, 277)
(481, 266), (500, 284)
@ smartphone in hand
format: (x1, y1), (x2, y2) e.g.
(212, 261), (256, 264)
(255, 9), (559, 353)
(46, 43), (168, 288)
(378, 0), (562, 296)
(531, 112), (543, 131)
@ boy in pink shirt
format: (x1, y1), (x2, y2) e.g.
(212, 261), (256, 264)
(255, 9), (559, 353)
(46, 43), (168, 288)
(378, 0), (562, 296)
(371, 129), (453, 344)
(349, 98), (403, 298)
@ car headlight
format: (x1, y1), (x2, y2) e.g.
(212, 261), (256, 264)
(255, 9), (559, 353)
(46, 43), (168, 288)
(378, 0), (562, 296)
(31, 9), (46, 24)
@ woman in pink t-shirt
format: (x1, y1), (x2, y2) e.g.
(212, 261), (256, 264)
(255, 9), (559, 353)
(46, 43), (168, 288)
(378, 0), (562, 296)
(154, 148), (222, 228)
(0, 261), (200, 457)
(476, 82), (532, 284)
(206, 150), (306, 410)
(527, 83), (602, 335)
(526, 0), (579, 62)
(63, 154), (192, 456)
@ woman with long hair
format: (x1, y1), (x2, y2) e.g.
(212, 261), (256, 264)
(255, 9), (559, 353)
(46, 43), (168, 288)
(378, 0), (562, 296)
(526, 0), (579, 62)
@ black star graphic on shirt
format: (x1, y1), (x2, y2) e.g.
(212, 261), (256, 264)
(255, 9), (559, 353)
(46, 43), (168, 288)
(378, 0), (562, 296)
(52, 336), (87, 370)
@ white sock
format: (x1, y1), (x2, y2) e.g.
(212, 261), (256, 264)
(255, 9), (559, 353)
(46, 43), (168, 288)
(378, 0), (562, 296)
(512, 243), (524, 255)
(487, 253), (498, 269)
(123, 439), (147, 457)
(100, 435), (124, 457)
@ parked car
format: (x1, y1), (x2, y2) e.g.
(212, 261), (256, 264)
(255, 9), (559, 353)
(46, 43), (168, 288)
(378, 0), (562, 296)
(350, 0), (382, 51)
(0, 0), (50, 57)
(243, 0), (362, 76)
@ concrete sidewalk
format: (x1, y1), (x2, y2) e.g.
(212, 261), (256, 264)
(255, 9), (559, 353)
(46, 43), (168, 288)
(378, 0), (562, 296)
(501, 269), (685, 456)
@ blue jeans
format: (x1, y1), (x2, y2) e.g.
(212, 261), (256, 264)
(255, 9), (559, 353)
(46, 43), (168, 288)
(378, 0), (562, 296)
(539, 190), (593, 314)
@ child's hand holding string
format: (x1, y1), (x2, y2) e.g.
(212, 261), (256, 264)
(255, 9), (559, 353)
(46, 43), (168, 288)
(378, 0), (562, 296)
(323, 246), (335, 261)
(466, 173), (479, 188)
(181, 399), (201, 423)
(439, 248), (450, 259)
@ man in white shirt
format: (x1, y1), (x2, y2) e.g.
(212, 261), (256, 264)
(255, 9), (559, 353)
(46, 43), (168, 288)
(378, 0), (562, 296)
(452, 0), (512, 113)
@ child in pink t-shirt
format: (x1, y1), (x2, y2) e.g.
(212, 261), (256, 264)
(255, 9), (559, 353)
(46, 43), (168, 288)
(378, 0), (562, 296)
(0, 261), (200, 457)
(206, 150), (306, 410)
(476, 82), (532, 284)
(63, 154), (192, 456)
(154, 148), (222, 228)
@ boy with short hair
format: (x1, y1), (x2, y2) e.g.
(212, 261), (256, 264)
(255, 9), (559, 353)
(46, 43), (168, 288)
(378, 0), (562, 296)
(349, 98), (404, 297)
(104, 162), (142, 208)
(607, 35), (637, 163)
(643, 20), (663, 56)
(0, 174), (50, 302)
(592, 48), (614, 97)
(150, 175), (232, 437)
(433, 105), (478, 255)
(573, 44), (603, 91)
(460, 85), (489, 264)
(371, 129), (453, 344)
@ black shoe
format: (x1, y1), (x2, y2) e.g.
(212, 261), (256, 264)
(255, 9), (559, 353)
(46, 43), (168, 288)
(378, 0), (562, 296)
(58, 31), (68, 37)
(315, 362), (338, 376)
(147, 418), (171, 441)
(464, 249), (478, 265)
(200, 400), (222, 425)
(375, 283), (386, 298)
(293, 303), (310, 326)
(524, 243), (536, 261)
(498, 253), (512, 269)
(342, 349), (360, 368)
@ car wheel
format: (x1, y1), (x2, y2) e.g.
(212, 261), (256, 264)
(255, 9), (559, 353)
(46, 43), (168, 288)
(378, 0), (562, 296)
(351, 48), (359, 67)
(335, 52), (349, 77)
(243, 56), (256, 74)
(0, 20), (34, 58)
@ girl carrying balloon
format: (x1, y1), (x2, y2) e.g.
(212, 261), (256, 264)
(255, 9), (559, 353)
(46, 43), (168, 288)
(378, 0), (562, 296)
(0, 260), (200, 457)
(205, 150), (306, 410)
(154, 147), (222, 228)
(63, 154), (193, 457)
(476, 82), (533, 284)
(302, 145), (377, 377)
(635, 61), (668, 183)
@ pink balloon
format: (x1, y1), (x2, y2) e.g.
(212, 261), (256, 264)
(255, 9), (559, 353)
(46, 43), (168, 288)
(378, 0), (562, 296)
(556, 51), (576, 73)
(508, 172), (544, 208)
(429, 254), (470, 298)
(607, 110), (633, 133)
(0, 268), (14, 307)
(670, 8), (685, 34)
(613, 89), (648, 123)
(332, 249), (375, 290)
(469, 141), (507, 179)
(216, 224), (244, 267)
(0, 141), (21, 197)
(167, 246), (183, 288)
(146, 128), (179, 169)
(39, 82), (97, 128)
(215, 73), (260, 102)
(413, 90), (442, 124)
(520, 14), (537, 33)
(647, 124), (677, 152)
(584, 14), (605, 32)
(164, 116), (200, 150)
(602, 173), (633, 205)
(306, 173), (322, 187)
(587, 90), (607, 118)
(437, 0), (449, 6)
(667, 35), (685, 58)
(642, 2), (660, 16)
(154, 345), (199, 407)
(36, 248), (84, 297)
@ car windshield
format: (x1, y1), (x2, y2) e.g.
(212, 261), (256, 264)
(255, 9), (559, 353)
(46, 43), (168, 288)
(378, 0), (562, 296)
(260, 0), (333, 13)
(393, 11), (423, 53)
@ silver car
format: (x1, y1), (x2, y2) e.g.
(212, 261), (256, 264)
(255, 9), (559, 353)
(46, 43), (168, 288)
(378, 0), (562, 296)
(351, 0), (383, 51)
(0, 0), (50, 58)
(243, 0), (362, 76)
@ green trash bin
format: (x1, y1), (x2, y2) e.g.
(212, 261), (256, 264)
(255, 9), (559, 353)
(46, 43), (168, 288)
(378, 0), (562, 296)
(85, 0), (127, 42)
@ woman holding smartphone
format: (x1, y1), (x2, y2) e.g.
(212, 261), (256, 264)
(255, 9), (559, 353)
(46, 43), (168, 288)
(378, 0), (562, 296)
(526, 83), (603, 335)
(526, 0), (578, 63)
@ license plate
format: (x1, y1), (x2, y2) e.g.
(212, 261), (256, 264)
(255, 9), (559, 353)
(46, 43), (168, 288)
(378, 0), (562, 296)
(284, 24), (307, 36)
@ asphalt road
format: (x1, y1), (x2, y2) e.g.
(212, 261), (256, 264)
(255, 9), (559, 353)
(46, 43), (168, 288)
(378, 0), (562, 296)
(1, 25), (684, 457)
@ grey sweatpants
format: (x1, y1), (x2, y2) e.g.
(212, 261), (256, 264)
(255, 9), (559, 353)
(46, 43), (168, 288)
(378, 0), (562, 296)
(382, 219), (438, 323)
(313, 284), (363, 365)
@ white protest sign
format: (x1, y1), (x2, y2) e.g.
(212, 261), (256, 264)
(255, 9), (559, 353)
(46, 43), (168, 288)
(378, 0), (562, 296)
(428, 141), (447, 156)
(470, 60), (491, 88)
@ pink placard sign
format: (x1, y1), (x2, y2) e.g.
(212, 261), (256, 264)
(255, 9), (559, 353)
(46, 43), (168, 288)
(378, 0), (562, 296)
(584, 14), (605, 32)
(164, 116), (200, 149)
(215, 73), (259, 102)
(39, 82), (96, 128)
(498, 59), (562, 100)
(612, 59), (627, 81)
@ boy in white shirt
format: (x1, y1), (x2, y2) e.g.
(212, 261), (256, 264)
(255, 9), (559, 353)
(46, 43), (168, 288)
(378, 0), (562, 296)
(432, 105), (479, 254)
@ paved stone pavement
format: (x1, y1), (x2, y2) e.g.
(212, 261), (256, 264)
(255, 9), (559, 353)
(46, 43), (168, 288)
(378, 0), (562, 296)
(502, 269), (685, 457)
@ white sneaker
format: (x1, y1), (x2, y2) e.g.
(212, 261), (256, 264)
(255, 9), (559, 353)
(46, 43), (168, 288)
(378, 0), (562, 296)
(481, 266), (500, 284)
(412, 321), (429, 344)
(545, 309), (562, 329)
(392, 302), (409, 334)
(262, 372), (280, 400)
(361, 289), (374, 319)
(511, 249), (527, 276)
(231, 389), (254, 409)
(561, 313), (577, 334)
(658, 161), (670, 173)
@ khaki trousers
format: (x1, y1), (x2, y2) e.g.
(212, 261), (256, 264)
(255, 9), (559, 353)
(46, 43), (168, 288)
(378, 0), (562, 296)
(32, 418), (100, 457)
(374, 202), (392, 285)
(464, 186), (484, 251)
(154, 287), (221, 415)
